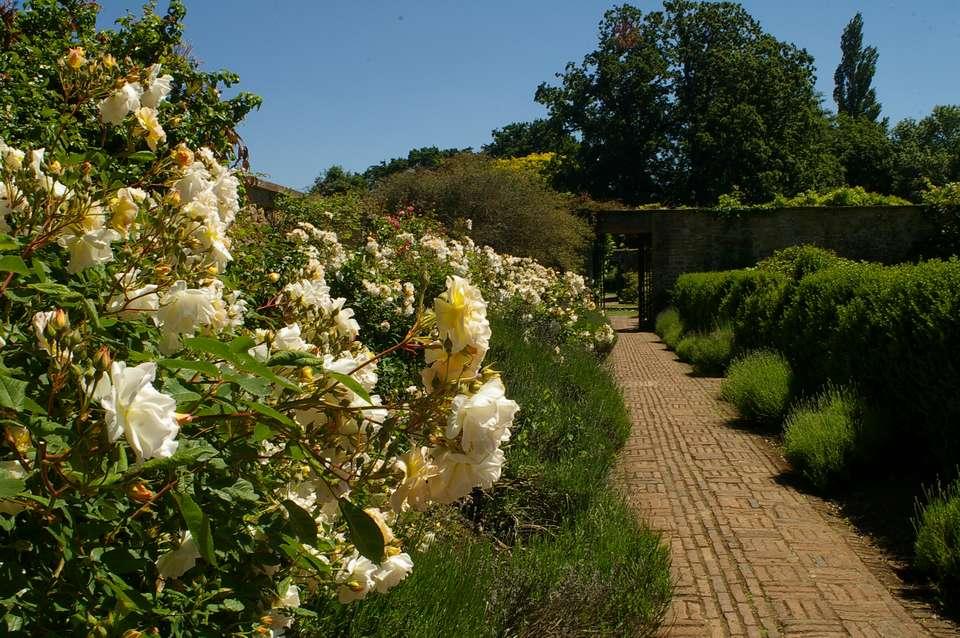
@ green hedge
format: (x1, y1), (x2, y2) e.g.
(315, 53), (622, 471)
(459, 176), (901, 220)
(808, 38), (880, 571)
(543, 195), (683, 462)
(672, 249), (960, 466)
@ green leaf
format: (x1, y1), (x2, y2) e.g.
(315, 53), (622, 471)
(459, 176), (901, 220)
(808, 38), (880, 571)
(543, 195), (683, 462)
(185, 336), (298, 391)
(246, 400), (297, 428)
(127, 150), (156, 163)
(222, 599), (245, 612)
(223, 371), (270, 396)
(126, 440), (218, 478)
(81, 298), (101, 330)
(282, 499), (318, 547)
(221, 478), (259, 503)
(339, 498), (385, 563)
(173, 491), (216, 566)
(0, 374), (27, 410)
(327, 371), (371, 404)
(28, 282), (81, 299)
(267, 351), (325, 367)
(253, 422), (274, 442)
(228, 335), (256, 353)
(0, 255), (27, 274)
(183, 336), (233, 360)
(159, 358), (219, 377)
(0, 235), (17, 252)
(0, 478), (25, 498)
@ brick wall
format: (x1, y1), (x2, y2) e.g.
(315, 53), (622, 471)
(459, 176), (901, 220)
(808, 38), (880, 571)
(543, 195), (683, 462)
(593, 206), (935, 306)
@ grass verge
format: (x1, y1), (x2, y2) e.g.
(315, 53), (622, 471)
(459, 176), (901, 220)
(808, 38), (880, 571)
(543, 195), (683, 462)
(312, 312), (672, 636)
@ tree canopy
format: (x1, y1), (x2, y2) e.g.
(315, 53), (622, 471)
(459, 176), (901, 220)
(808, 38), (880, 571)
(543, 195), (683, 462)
(535, 1), (839, 205)
(833, 13), (882, 122)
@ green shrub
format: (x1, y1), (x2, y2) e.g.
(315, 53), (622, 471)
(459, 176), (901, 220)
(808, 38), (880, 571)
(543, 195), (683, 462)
(915, 480), (960, 609)
(757, 245), (846, 280)
(654, 308), (684, 349)
(370, 153), (591, 271)
(769, 186), (911, 208)
(720, 351), (793, 423)
(672, 271), (740, 332)
(618, 271), (639, 304)
(675, 326), (734, 376)
(783, 387), (864, 489)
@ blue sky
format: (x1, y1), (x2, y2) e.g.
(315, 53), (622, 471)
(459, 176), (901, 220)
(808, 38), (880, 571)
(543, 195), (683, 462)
(95, 1), (960, 190)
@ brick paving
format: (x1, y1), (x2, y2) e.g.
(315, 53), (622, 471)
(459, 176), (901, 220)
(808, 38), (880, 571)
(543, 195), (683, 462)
(608, 316), (959, 638)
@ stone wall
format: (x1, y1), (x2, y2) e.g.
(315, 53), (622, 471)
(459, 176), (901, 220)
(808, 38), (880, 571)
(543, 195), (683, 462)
(593, 206), (935, 306)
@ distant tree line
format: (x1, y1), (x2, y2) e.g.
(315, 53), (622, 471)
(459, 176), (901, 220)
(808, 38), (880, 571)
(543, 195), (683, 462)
(305, 1), (960, 271)
(485, 2), (959, 205)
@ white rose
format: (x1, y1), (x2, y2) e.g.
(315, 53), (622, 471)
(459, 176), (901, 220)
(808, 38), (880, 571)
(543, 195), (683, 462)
(446, 378), (518, 462)
(99, 82), (143, 125)
(1, 146), (24, 172)
(427, 447), (505, 504)
(29, 148), (44, 177)
(32, 310), (55, 353)
(336, 553), (377, 603)
(156, 281), (218, 354)
(140, 64), (174, 108)
(57, 227), (121, 273)
(390, 446), (436, 513)
(156, 531), (201, 578)
(273, 323), (311, 352)
(433, 275), (490, 353)
(99, 361), (180, 461)
(372, 553), (413, 593)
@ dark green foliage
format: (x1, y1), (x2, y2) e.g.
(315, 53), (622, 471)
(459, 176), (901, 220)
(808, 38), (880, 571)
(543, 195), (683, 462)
(891, 106), (960, 199)
(364, 146), (468, 183)
(915, 480), (960, 609)
(921, 182), (960, 256)
(672, 269), (789, 335)
(536, 1), (839, 205)
(720, 351), (793, 423)
(674, 254), (960, 468)
(484, 119), (576, 159)
(830, 115), (894, 193)
(675, 326), (734, 376)
(309, 165), (367, 195)
(654, 308), (684, 349)
(833, 13), (882, 121)
(618, 271), (640, 304)
(371, 153), (591, 271)
(783, 386), (872, 490)
(756, 245), (846, 280)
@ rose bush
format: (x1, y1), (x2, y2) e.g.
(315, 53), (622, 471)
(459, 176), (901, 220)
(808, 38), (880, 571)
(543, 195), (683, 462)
(0, 3), (602, 636)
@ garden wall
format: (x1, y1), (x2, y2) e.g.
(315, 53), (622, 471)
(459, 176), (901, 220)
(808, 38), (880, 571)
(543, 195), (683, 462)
(593, 206), (935, 305)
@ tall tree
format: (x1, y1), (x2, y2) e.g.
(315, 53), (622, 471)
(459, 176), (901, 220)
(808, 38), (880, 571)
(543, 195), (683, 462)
(890, 105), (960, 198)
(484, 119), (576, 158)
(833, 13), (882, 121)
(536, 2), (838, 205)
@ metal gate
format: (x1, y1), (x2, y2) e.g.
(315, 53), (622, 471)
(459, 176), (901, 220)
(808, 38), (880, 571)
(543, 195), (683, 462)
(637, 240), (653, 328)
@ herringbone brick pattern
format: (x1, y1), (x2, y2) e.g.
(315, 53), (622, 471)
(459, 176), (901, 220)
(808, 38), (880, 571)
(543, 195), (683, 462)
(608, 317), (959, 637)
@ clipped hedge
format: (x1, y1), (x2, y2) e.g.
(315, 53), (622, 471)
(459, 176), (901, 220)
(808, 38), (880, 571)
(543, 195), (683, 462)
(672, 249), (960, 467)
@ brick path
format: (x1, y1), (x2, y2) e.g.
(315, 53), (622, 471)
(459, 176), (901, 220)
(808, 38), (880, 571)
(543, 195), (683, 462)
(608, 317), (959, 638)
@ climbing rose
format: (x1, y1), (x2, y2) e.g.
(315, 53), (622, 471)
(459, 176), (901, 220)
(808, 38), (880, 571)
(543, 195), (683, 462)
(427, 447), (505, 504)
(446, 377), (518, 462)
(99, 361), (179, 461)
(434, 275), (491, 353)
(156, 531), (201, 578)
(140, 64), (174, 108)
(99, 82), (142, 124)
(134, 106), (166, 151)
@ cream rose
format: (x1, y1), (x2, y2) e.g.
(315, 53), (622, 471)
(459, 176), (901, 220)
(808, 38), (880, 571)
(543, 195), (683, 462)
(99, 361), (179, 461)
